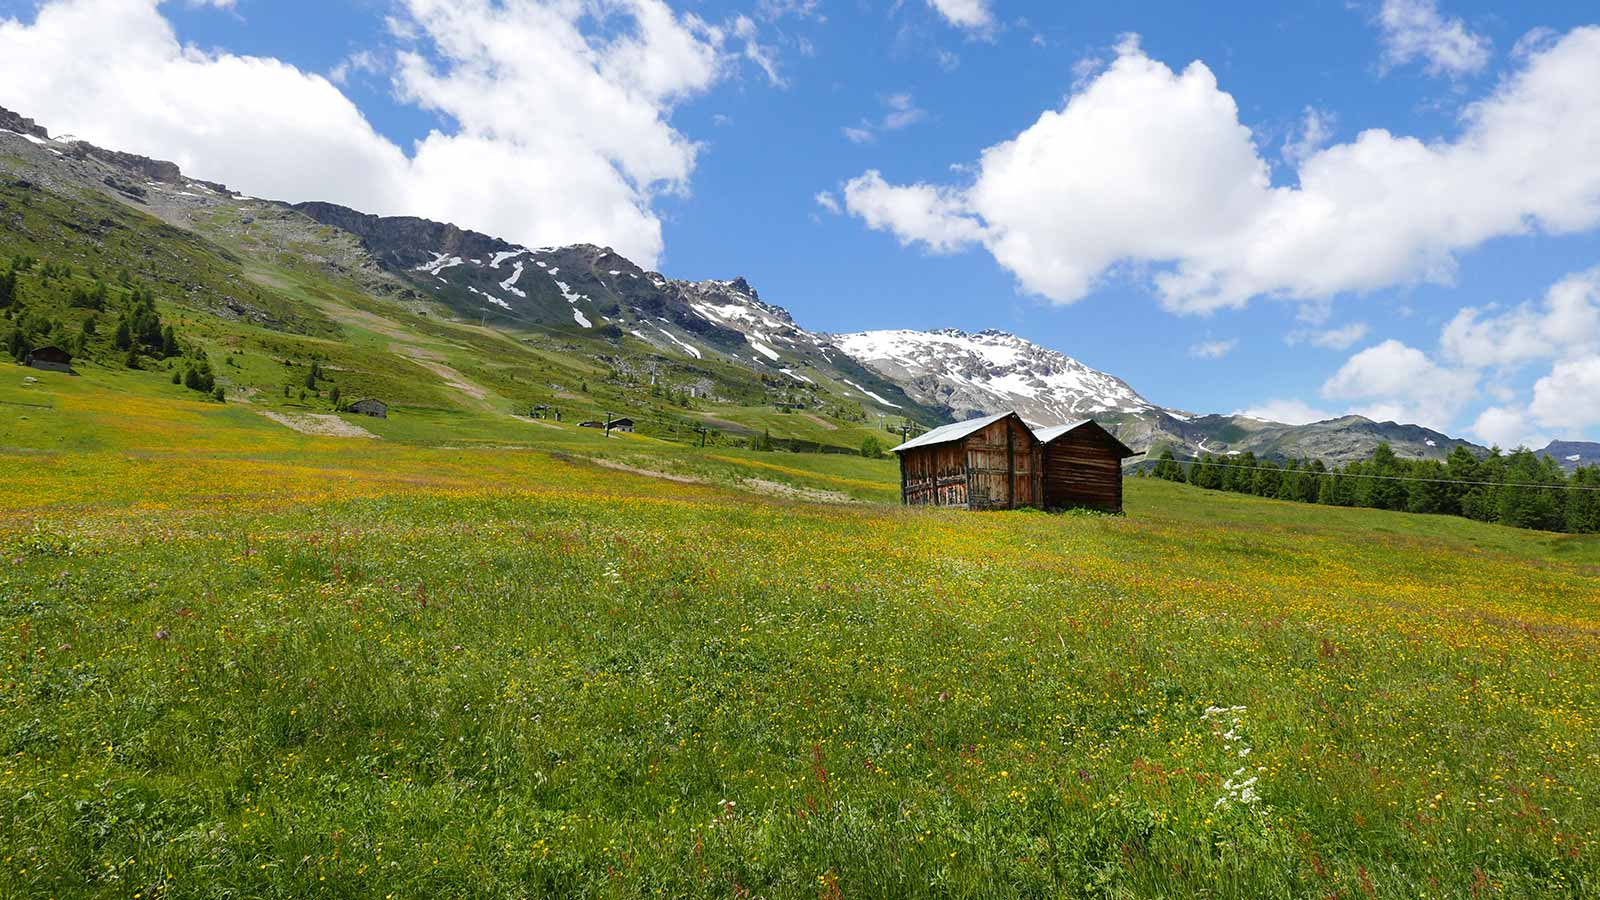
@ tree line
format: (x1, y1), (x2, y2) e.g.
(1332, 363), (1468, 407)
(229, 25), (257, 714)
(1148, 443), (1600, 534)
(3, 257), (223, 401)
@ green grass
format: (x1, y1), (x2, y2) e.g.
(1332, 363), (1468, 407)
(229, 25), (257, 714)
(3, 368), (1599, 898)
(4, 155), (1599, 898)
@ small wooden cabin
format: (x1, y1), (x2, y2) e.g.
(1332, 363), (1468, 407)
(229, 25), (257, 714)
(891, 411), (1042, 510)
(1032, 420), (1137, 513)
(348, 398), (388, 419)
(610, 417), (636, 433)
(892, 413), (1135, 513)
(25, 345), (75, 375)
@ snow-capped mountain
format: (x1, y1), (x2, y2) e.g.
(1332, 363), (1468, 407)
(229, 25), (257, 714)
(289, 202), (931, 416)
(286, 201), (1495, 463)
(831, 328), (1482, 463)
(834, 328), (1156, 424)
(0, 102), (1507, 466)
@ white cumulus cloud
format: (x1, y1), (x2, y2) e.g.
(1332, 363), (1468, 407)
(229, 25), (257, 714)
(1470, 406), (1544, 450)
(841, 170), (985, 253)
(0, 0), (779, 268)
(1319, 340), (1478, 432)
(1235, 399), (1338, 426)
(1441, 267), (1600, 369)
(841, 28), (1600, 315)
(1529, 357), (1600, 434)
(926, 0), (993, 32)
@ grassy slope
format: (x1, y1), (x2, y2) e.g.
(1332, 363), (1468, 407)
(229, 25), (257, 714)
(3, 364), (1599, 898)
(1, 164), (902, 454)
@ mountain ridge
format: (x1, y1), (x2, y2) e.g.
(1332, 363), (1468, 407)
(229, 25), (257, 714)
(0, 103), (1543, 464)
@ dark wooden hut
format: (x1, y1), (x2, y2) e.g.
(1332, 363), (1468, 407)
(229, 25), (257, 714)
(347, 398), (388, 419)
(24, 345), (75, 375)
(891, 411), (1042, 510)
(1032, 419), (1137, 513)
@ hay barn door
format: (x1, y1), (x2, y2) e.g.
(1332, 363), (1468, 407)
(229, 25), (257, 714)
(965, 419), (1016, 510)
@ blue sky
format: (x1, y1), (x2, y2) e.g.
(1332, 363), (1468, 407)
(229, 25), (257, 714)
(3, 0), (1600, 446)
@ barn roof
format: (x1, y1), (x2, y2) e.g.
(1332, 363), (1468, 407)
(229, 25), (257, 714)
(1032, 419), (1138, 458)
(890, 411), (1016, 453)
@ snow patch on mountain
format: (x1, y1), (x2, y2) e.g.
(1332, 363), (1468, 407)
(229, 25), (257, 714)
(499, 262), (526, 298)
(748, 337), (780, 361)
(490, 249), (526, 269)
(835, 329), (1153, 424)
(416, 253), (464, 275)
(654, 325), (703, 359)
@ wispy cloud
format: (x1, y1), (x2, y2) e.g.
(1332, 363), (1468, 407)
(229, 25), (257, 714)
(1375, 0), (1491, 78)
(841, 92), (928, 144)
(1189, 338), (1239, 360)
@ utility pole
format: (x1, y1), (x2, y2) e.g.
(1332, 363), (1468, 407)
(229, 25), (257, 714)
(694, 425), (708, 447)
(604, 411), (613, 439)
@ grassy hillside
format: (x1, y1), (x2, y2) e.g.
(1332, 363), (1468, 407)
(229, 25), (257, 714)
(1, 145), (924, 457)
(3, 363), (1599, 898)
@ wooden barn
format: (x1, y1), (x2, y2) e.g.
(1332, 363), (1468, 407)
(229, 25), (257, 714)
(347, 398), (388, 419)
(892, 412), (1135, 513)
(891, 411), (1042, 510)
(1032, 419), (1137, 513)
(24, 345), (75, 375)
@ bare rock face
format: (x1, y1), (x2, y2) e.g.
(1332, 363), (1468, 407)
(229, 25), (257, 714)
(294, 201), (515, 270)
(0, 105), (49, 140)
(1541, 440), (1600, 471)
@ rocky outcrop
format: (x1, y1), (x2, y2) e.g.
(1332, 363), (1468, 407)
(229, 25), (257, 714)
(0, 106), (49, 140)
(293, 201), (517, 270)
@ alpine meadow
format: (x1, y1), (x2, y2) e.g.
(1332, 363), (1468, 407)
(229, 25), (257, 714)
(5, 1), (1600, 898)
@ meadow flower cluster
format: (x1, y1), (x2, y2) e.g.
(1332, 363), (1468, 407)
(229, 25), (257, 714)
(2, 382), (1599, 897)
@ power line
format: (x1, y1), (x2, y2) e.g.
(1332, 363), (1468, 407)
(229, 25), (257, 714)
(1138, 454), (1600, 493)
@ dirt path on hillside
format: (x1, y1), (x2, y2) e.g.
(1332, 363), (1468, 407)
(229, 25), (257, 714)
(799, 413), (838, 431)
(259, 410), (378, 438)
(589, 457), (706, 484)
(393, 344), (491, 402)
(691, 412), (749, 433)
(740, 478), (856, 504)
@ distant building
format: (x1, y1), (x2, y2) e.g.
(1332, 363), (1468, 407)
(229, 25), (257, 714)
(890, 413), (1135, 513)
(579, 420), (604, 429)
(609, 417), (635, 433)
(24, 345), (75, 375)
(347, 398), (388, 419)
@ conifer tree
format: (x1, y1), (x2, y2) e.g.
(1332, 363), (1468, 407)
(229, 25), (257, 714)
(1151, 448), (1186, 482)
(1567, 467), (1600, 534)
